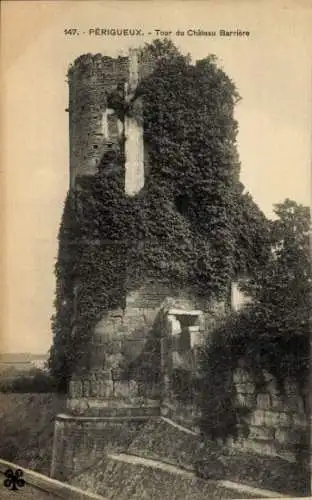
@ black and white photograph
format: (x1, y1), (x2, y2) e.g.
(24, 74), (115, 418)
(1, 1), (311, 498)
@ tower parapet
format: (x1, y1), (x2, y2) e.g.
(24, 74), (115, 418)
(67, 53), (129, 187)
(67, 49), (154, 193)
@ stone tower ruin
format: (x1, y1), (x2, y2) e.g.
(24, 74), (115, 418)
(51, 48), (231, 481)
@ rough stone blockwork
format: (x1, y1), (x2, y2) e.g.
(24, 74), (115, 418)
(230, 366), (309, 463)
(51, 416), (147, 481)
(68, 54), (129, 185)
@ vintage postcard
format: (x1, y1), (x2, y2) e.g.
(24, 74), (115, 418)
(1, 1), (311, 498)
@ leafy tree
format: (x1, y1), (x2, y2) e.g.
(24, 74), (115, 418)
(240, 198), (311, 338)
(200, 199), (310, 440)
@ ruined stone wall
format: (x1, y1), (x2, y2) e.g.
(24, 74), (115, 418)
(230, 365), (309, 463)
(52, 282), (227, 481)
(51, 415), (146, 481)
(67, 50), (155, 190)
(92, 282), (224, 377)
(68, 54), (129, 186)
(67, 280), (226, 415)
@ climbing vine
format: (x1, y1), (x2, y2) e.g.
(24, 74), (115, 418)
(199, 199), (310, 440)
(49, 40), (269, 389)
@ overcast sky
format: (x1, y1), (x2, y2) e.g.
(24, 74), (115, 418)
(2, 0), (311, 353)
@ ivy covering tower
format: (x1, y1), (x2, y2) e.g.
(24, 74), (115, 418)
(49, 40), (269, 395)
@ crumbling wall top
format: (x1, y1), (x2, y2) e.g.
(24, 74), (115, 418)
(67, 53), (130, 80)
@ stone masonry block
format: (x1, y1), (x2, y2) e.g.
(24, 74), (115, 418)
(244, 383), (256, 394)
(233, 369), (244, 384)
(124, 307), (144, 318)
(121, 338), (146, 361)
(98, 379), (114, 398)
(292, 412), (308, 428)
(114, 380), (135, 399)
(235, 393), (256, 408)
(233, 368), (254, 384)
(285, 395), (305, 413)
(277, 450), (297, 463)
(284, 378), (299, 397)
(100, 339), (122, 355)
(257, 393), (272, 410)
(244, 439), (276, 457)
(263, 410), (280, 427)
(249, 425), (275, 440)
(160, 405), (169, 416)
(275, 429), (304, 445)
(262, 370), (275, 383)
(274, 429), (286, 445)
(279, 411), (292, 428)
(236, 383), (255, 394)
(250, 410), (265, 426)
(266, 380), (280, 396)
(271, 394), (286, 411)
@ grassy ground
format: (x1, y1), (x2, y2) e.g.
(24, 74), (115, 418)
(0, 393), (66, 475)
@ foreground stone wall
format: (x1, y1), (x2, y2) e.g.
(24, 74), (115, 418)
(51, 415), (149, 481)
(230, 365), (309, 463)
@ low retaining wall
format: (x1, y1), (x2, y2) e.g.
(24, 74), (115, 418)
(230, 367), (309, 463)
(51, 412), (158, 480)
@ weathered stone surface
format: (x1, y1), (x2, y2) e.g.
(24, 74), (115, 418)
(271, 394), (286, 411)
(284, 378), (299, 397)
(285, 395), (305, 413)
(233, 368), (254, 384)
(250, 410), (265, 426)
(262, 370), (275, 383)
(235, 382), (255, 394)
(249, 425), (274, 440)
(263, 410), (280, 427)
(121, 338), (147, 361)
(275, 428), (304, 445)
(266, 379), (280, 396)
(103, 380), (114, 398)
(67, 398), (90, 415)
(277, 449), (297, 463)
(292, 412), (308, 428)
(234, 392), (256, 408)
(189, 326), (202, 348)
(114, 381), (135, 399)
(241, 439), (276, 457)
(82, 378), (90, 397)
(278, 411), (292, 428)
(257, 393), (272, 410)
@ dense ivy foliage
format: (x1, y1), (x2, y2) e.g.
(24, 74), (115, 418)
(199, 199), (310, 440)
(49, 40), (269, 389)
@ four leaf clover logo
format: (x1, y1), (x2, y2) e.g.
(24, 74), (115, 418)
(4, 468), (25, 490)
